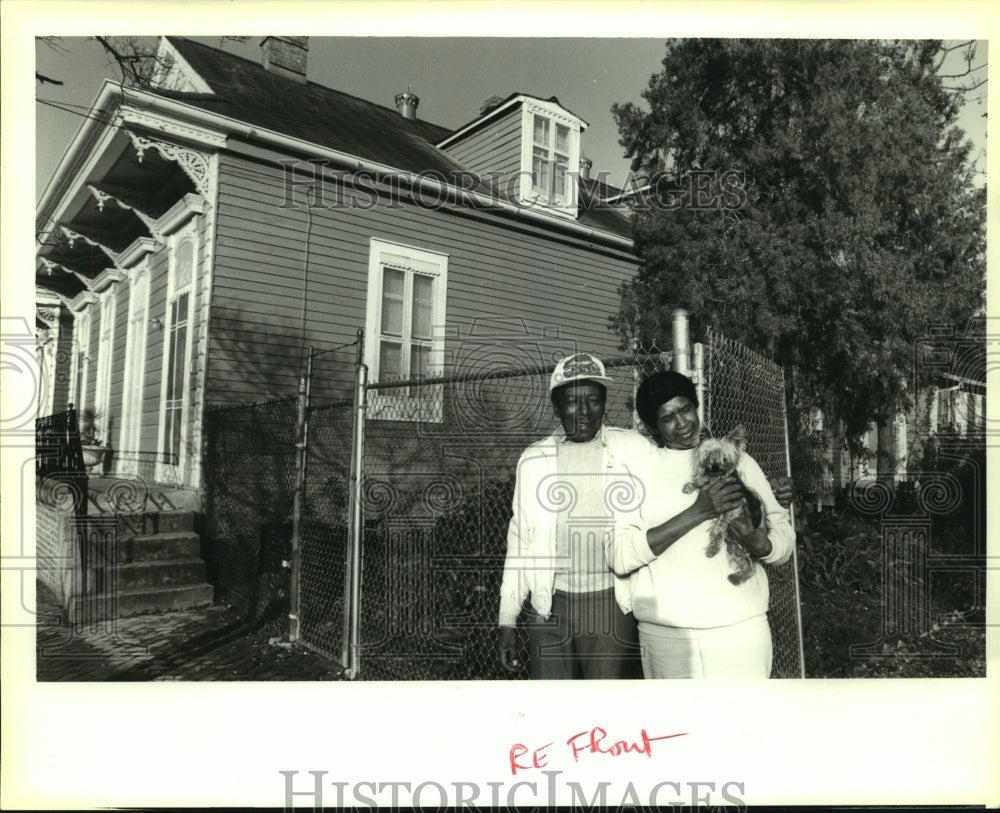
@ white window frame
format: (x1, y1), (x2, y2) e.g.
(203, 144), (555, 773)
(518, 101), (582, 218)
(118, 260), (151, 475)
(156, 219), (198, 484)
(364, 238), (448, 422)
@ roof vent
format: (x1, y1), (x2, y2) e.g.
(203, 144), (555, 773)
(395, 89), (420, 121)
(580, 155), (593, 181)
(260, 37), (308, 83)
(480, 95), (505, 115)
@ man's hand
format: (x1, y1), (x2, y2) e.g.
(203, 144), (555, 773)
(498, 626), (521, 672)
(769, 476), (794, 510)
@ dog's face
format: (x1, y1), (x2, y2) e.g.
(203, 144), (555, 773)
(693, 437), (741, 478)
(692, 426), (747, 478)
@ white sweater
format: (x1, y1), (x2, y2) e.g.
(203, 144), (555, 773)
(605, 446), (794, 629)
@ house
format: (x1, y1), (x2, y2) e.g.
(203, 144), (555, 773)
(35, 36), (638, 495)
(811, 318), (987, 501)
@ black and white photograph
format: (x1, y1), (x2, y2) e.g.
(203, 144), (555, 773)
(3, 1), (996, 809)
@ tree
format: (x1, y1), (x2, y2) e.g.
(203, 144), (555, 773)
(612, 39), (985, 482)
(37, 36), (252, 88)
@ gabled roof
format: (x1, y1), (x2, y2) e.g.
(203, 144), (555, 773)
(163, 37), (460, 178)
(157, 37), (631, 241)
(438, 91), (589, 149)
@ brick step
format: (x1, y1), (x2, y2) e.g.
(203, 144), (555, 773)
(114, 532), (202, 564)
(69, 583), (214, 624)
(109, 510), (197, 540)
(86, 477), (200, 515)
(101, 558), (208, 591)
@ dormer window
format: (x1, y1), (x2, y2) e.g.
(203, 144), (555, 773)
(531, 115), (572, 206)
(519, 100), (583, 217)
(436, 93), (587, 219)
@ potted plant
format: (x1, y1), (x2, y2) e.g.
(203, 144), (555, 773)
(79, 406), (108, 470)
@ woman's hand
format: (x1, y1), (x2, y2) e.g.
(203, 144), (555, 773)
(729, 504), (773, 558)
(498, 626), (521, 672)
(647, 475), (747, 558)
(692, 475), (744, 522)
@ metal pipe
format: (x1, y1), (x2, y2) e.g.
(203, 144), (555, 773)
(693, 342), (706, 428)
(301, 347), (314, 502)
(344, 329), (367, 678)
(631, 336), (641, 431)
(780, 369), (807, 679)
(671, 309), (690, 375)
(288, 368), (309, 642)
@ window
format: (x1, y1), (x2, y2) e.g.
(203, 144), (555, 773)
(164, 240), (193, 463)
(157, 221), (197, 482)
(70, 309), (92, 412)
(119, 263), (150, 473)
(519, 102), (582, 217)
(365, 239), (448, 421)
(531, 115), (572, 205)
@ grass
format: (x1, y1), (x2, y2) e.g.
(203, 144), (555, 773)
(796, 506), (986, 678)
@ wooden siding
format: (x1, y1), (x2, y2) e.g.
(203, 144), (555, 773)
(208, 153), (637, 407)
(443, 107), (523, 191)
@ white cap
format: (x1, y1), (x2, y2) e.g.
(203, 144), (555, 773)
(549, 353), (614, 391)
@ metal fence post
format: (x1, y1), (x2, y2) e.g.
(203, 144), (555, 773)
(693, 342), (706, 429)
(344, 330), (367, 678)
(288, 351), (312, 642)
(781, 373), (807, 678)
(671, 309), (690, 375)
(630, 337), (641, 431)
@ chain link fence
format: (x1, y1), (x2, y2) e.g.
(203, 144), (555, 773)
(202, 396), (299, 625)
(705, 327), (805, 678)
(203, 328), (804, 680)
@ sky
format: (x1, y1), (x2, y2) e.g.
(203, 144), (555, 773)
(35, 35), (987, 202)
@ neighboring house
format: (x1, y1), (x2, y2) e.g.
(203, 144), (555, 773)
(821, 342), (986, 494)
(36, 36), (637, 493)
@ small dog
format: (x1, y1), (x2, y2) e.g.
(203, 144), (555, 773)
(682, 426), (763, 585)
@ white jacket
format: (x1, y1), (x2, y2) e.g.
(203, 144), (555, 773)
(497, 426), (654, 627)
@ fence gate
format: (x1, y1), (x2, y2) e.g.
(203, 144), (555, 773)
(294, 340), (364, 673)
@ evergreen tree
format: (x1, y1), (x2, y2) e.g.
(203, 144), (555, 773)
(612, 39), (985, 479)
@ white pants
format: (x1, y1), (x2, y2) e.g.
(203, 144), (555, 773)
(638, 614), (773, 679)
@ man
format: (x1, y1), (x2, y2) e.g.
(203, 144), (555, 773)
(497, 353), (649, 679)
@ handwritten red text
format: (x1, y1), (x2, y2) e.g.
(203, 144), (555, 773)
(566, 726), (687, 761)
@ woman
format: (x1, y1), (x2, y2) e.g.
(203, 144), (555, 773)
(605, 371), (794, 678)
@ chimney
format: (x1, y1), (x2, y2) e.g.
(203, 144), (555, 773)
(395, 88), (419, 121)
(579, 155), (593, 181)
(260, 37), (308, 83)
